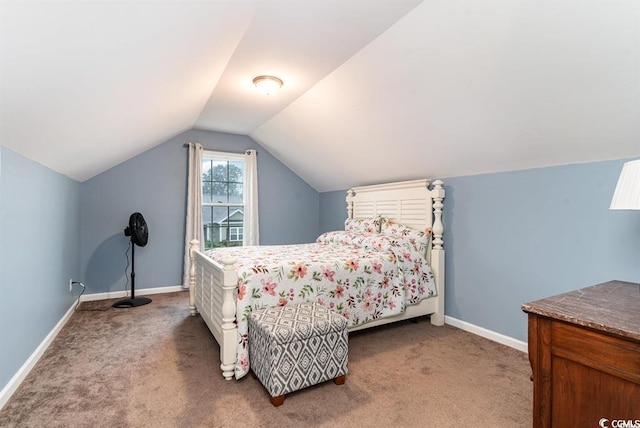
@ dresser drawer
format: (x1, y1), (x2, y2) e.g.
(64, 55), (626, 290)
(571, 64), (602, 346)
(551, 321), (640, 384)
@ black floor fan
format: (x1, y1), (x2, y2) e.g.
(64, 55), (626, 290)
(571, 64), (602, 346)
(113, 212), (152, 308)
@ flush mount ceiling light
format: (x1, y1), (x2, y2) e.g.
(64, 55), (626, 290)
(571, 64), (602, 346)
(253, 75), (283, 95)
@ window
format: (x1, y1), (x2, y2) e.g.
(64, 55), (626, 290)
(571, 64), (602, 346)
(201, 151), (245, 249)
(229, 227), (243, 242)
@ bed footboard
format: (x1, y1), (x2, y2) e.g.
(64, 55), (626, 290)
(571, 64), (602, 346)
(188, 239), (238, 380)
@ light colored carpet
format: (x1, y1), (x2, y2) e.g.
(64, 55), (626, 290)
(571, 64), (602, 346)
(0, 292), (532, 427)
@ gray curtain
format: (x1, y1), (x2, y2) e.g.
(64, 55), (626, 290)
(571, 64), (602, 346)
(182, 142), (203, 288)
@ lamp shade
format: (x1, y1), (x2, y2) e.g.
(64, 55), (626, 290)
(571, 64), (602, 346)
(610, 159), (640, 210)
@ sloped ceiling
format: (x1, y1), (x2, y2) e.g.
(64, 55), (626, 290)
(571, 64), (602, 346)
(1, 0), (639, 192)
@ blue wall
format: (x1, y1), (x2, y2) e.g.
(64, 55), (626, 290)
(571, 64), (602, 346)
(319, 159), (640, 342)
(0, 147), (80, 392)
(80, 129), (319, 294)
(319, 190), (347, 233)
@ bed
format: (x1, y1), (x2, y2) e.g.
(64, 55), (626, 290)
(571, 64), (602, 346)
(188, 179), (445, 380)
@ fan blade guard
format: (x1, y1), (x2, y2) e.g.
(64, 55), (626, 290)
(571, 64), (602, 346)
(128, 212), (148, 247)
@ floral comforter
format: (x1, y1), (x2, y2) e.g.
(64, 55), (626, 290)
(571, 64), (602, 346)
(205, 231), (437, 379)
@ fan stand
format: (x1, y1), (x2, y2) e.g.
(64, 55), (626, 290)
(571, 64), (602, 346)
(113, 238), (151, 308)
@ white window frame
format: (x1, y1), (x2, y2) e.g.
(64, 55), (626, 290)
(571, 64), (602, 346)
(202, 151), (246, 248)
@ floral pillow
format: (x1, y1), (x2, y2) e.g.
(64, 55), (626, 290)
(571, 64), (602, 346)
(344, 217), (381, 234)
(316, 230), (361, 246)
(380, 219), (431, 258)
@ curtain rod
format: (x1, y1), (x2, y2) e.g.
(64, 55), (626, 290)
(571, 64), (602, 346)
(182, 144), (256, 155)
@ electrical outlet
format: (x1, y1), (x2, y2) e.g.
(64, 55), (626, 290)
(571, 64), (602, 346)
(69, 279), (73, 292)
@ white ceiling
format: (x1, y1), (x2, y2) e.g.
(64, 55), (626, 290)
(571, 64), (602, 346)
(1, 0), (639, 191)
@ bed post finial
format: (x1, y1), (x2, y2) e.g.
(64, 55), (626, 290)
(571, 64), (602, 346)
(431, 180), (445, 250)
(346, 188), (355, 220)
(189, 239), (199, 316)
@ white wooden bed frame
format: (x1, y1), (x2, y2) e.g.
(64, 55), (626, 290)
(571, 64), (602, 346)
(188, 179), (445, 380)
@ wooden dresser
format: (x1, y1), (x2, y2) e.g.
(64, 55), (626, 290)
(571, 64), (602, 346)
(522, 280), (640, 428)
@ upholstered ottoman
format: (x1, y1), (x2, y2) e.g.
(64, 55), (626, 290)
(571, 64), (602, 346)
(248, 302), (348, 407)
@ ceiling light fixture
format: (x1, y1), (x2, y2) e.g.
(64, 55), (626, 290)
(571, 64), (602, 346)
(253, 75), (283, 95)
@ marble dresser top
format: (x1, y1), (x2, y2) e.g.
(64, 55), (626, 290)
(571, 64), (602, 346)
(522, 280), (640, 342)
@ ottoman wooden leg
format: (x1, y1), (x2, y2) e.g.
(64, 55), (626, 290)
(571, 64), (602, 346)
(270, 395), (285, 407)
(333, 374), (346, 385)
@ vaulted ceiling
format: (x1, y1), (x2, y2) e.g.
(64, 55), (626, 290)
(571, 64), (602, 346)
(1, 0), (638, 192)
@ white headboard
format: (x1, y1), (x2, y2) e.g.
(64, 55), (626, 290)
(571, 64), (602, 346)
(346, 179), (445, 251)
(345, 178), (445, 326)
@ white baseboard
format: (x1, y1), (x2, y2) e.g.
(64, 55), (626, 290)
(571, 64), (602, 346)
(0, 285), (186, 411)
(80, 285), (185, 302)
(445, 315), (528, 353)
(0, 299), (77, 410)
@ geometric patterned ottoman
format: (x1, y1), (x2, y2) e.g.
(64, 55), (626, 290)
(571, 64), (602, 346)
(248, 302), (348, 407)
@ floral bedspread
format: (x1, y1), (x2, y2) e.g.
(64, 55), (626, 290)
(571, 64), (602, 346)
(205, 231), (437, 379)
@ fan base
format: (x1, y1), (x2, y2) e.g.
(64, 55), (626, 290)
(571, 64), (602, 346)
(112, 297), (152, 308)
